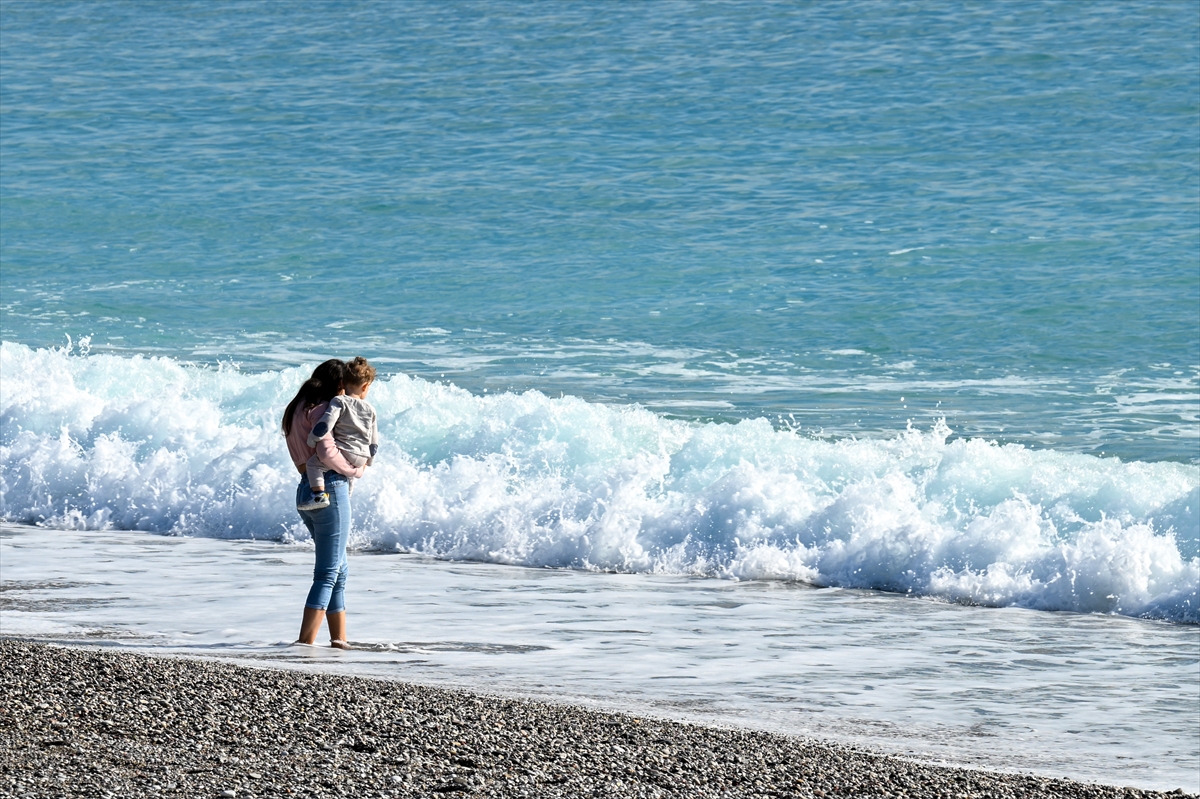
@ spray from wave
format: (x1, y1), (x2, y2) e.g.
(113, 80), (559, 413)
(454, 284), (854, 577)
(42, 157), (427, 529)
(2, 341), (1196, 622)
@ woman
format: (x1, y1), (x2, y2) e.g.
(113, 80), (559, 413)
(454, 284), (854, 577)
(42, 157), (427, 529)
(282, 359), (367, 648)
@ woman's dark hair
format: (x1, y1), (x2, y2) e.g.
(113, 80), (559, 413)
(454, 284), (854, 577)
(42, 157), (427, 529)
(282, 359), (346, 436)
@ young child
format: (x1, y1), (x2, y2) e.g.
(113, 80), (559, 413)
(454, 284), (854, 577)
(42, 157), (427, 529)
(298, 356), (379, 511)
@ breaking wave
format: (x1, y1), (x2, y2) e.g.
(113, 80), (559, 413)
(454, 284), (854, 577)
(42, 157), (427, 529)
(2, 341), (1196, 622)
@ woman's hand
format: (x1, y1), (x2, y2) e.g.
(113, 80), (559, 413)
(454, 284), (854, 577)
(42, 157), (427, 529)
(315, 438), (367, 479)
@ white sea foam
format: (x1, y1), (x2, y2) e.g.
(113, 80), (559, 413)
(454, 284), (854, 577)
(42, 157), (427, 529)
(2, 342), (1196, 622)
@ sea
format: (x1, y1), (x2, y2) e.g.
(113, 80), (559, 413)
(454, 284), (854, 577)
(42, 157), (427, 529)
(1, 0), (1197, 791)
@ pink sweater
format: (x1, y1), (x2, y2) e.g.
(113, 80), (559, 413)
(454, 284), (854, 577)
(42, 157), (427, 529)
(286, 402), (366, 479)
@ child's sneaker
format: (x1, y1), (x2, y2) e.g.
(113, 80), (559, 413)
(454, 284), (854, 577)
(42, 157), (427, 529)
(297, 491), (330, 511)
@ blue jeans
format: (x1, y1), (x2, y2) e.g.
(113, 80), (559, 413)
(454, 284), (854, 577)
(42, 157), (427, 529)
(296, 471), (351, 613)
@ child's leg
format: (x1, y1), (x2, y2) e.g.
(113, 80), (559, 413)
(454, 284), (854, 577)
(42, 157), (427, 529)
(305, 455), (328, 493)
(298, 456), (332, 510)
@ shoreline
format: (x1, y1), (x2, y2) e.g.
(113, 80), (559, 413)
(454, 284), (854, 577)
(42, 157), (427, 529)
(1, 639), (1191, 799)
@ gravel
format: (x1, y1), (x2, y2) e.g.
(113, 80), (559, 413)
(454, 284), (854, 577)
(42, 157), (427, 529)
(0, 638), (1191, 798)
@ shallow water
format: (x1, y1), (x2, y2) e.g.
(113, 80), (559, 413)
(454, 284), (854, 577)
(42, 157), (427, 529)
(3, 523), (1196, 792)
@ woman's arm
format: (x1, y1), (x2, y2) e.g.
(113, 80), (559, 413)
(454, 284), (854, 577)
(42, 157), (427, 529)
(286, 402), (324, 472)
(315, 437), (366, 479)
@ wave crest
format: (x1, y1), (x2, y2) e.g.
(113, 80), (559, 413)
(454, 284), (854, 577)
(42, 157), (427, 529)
(2, 342), (1196, 622)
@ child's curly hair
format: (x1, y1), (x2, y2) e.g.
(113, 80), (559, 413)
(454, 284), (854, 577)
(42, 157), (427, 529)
(345, 356), (377, 387)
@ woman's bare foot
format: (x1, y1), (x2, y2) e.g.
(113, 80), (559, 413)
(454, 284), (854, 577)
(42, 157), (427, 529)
(330, 639), (352, 650)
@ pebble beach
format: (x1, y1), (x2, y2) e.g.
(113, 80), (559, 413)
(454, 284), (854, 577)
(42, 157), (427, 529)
(1, 639), (1190, 799)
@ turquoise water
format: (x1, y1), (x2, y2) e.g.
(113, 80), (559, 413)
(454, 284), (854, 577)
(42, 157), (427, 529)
(2, 0), (1199, 617)
(2, 0), (1197, 462)
(2, 4), (1199, 784)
